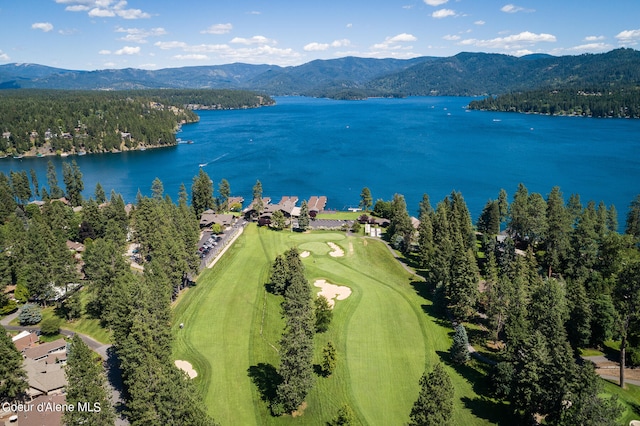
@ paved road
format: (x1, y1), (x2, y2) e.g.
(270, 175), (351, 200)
(2, 312), (129, 425)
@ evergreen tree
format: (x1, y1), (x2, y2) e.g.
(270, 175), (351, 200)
(545, 186), (572, 278)
(428, 201), (453, 289)
(298, 200), (310, 230)
(314, 295), (333, 333)
(274, 249), (315, 414)
(0, 327), (28, 399)
(29, 168), (39, 199)
(191, 169), (214, 218)
(63, 335), (115, 426)
(0, 173), (17, 220)
(271, 210), (286, 230)
(94, 182), (106, 204)
(359, 187), (372, 211)
(416, 203), (434, 268)
(625, 194), (640, 240)
(448, 191), (475, 250)
(498, 188), (509, 224)
(151, 177), (164, 200)
(477, 199), (500, 235)
(46, 159), (64, 199)
(270, 254), (289, 295)
(448, 237), (479, 321)
(252, 179), (263, 217)
(409, 363), (454, 426)
(218, 178), (230, 212)
(321, 341), (337, 376)
(566, 279), (592, 350)
(509, 183), (529, 240)
(10, 170), (31, 205)
(388, 193), (414, 252)
(62, 159), (84, 206)
(614, 261), (640, 388)
(450, 324), (470, 364)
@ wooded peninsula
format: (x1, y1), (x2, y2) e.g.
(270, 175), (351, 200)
(0, 89), (274, 157)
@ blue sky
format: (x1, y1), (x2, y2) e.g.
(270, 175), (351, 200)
(1, 0), (640, 70)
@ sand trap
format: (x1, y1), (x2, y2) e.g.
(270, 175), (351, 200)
(300, 251), (311, 258)
(327, 242), (344, 257)
(314, 279), (351, 308)
(175, 360), (197, 379)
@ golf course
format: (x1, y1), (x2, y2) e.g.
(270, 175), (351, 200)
(172, 224), (493, 425)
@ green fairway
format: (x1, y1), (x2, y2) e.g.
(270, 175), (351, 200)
(172, 224), (495, 425)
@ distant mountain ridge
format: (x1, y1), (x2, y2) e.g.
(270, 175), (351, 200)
(1, 48), (639, 97)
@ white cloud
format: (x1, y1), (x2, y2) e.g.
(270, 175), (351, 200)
(568, 42), (612, 52)
(432, 9), (455, 18)
(155, 41), (188, 50)
(89, 7), (115, 17)
(304, 39), (351, 52)
(57, 0), (150, 19)
(114, 46), (140, 55)
(424, 0), (448, 5)
(32, 22), (54, 32)
(201, 23), (233, 35)
(304, 42), (329, 52)
(460, 31), (556, 50)
(501, 4), (534, 13)
(0, 51), (10, 61)
(616, 29), (640, 45)
(584, 35), (605, 42)
(474, 20), (485, 25)
(99, 49), (111, 54)
(174, 54), (209, 61)
(230, 35), (274, 45)
(372, 33), (417, 50)
(443, 34), (461, 41)
(346, 23), (353, 28)
(116, 27), (166, 43)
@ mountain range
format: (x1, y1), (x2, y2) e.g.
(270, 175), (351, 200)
(1, 48), (639, 98)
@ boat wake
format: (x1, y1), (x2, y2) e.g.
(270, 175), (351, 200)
(199, 153), (228, 168)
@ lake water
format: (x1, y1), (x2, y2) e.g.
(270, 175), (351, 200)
(2, 96), (640, 222)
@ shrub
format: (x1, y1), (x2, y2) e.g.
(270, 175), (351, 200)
(18, 304), (42, 325)
(40, 317), (62, 336)
(0, 299), (18, 315)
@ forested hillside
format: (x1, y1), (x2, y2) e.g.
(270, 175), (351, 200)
(0, 89), (274, 156)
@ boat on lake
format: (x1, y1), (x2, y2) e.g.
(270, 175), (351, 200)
(78, 151), (86, 156)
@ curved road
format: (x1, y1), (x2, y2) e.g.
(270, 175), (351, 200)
(1, 311), (129, 426)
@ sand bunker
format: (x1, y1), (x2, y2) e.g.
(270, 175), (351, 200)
(175, 360), (197, 379)
(300, 251), (311, 258)
(327, 242), (344, 257)
(314, 279), (351, 308)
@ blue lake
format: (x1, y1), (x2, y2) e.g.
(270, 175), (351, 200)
(2, 96), (640, 221)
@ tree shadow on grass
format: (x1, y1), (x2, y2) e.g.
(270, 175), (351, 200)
(410, 280), (451, 328)
(248, 363), (281, 403)
(435, 350), (516, 424)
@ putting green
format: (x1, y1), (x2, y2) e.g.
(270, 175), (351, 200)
(172, 225), (490, 425)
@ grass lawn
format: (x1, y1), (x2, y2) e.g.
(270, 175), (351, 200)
(601, 380), (640, 424)
(173, 224), (503, 425)
(314, 211), (363, 220)
(9, 289), (112, 344)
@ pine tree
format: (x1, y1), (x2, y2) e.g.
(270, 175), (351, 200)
(298, 200), (310, 230)
(477, 199), (500, 235)
(218, 178), (230, 212)
(614, 261), (640, 388)
(448, 237), (479, 321)
(271, 210), (286, 230)
(29, 168), (39, 199)
(498, 188), (509, 224)
(0, 327), (28, 398)
(151, 177), (164, 200)
(388, 193), (414, 252)
(545, 186), (572, 278)
(47, 159), (64, 199)
(314, 295), (333, 333)
(625, 194), (640, 240)
(94, 182), (106, 204)
(191, 169), (215, 218)
(359, 187), (372, 211)
(63, 335), (115, 426)
(409, 363), (454, 426)
(62, 159), (84, 206)
(321, 341), (337, 376)
(450, 324), (470, 364)
(274, 249), (315, 414)
(252, 179), (263, 217)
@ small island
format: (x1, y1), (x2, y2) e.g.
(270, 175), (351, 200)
(0, 89), (275, 158)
